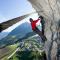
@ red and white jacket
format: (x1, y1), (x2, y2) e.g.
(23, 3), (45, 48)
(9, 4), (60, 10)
(31, 18), (41, 30)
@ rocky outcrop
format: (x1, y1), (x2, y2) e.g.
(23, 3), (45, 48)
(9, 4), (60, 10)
(28, 0), (60, 60)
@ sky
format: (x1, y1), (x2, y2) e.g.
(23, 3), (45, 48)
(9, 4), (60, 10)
(0, 0), (35, 23)
(0, 0), (39, 32)
(0, 0), (39, 39)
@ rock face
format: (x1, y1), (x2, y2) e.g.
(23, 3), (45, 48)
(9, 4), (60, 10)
(28, 0), (60, 60)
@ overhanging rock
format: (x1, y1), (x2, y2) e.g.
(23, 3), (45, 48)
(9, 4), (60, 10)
(28, 0), (60, 60)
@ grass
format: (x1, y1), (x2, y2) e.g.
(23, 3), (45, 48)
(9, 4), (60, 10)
(0, 43), (19, 60)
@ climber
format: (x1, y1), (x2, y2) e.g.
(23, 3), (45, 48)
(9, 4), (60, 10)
(29, 16), (47, 42)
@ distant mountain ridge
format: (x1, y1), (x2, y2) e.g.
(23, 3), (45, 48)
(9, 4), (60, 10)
(0, 22), (36, 48)
(0, 32), (9, 40)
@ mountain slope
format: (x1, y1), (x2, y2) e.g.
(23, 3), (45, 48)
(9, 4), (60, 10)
(0, 22), (35, 48)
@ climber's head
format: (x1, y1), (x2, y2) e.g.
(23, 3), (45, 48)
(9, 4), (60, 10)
(29, 18), (33, 22)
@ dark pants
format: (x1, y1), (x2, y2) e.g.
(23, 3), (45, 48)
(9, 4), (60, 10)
(33, 27), (42, 36)
(42, 25), (44, 35)
(33, 27), (47, 41)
